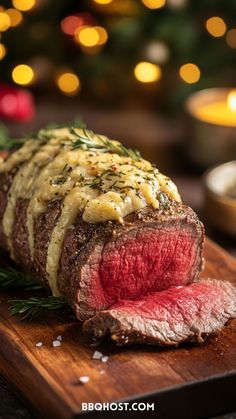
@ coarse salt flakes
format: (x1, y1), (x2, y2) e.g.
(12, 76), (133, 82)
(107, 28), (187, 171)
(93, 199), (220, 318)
(92, 350), (103, 360)
(79, 376), (90, 384)
(35, 342), (43, 347)
(101, 355), (109, 363)
(53, 340), (61, 347)
(56, 335), (62, 341)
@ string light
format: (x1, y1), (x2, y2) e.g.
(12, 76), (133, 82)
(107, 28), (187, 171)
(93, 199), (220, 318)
(134, 62), (162, 83)
(141, 0), (166, 9)
(206, 17), (226, 38)
(75, 26), (99, 47)
(0, 44), (6, 60)
(179, 63), (201, 84)
(12, 0), (36, 12)
(0, 12), (11, 32)
(57, 72), (80, 95)
(12, 64), (34, 86)
(93, 0), (113, 4)
(6, 8), (23, 27)
(226, 29), (236, 49)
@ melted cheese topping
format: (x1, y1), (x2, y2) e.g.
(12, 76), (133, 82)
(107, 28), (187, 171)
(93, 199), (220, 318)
(0, 127), (181, 295)
(0, 139), (40, 173)
(2, 138), (62, 258)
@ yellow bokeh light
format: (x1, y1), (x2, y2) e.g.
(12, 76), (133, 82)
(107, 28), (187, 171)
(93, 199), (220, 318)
(206, 16), (226, 37)
(12, 64), (34, 86)
(227, 90), (236, 111)
(179, 63), (201, 84)
(0, 43), (6, 60)
(6, 8), (23, 27)
(12, 0), (36, 12)
(0, 12), (11, 32)
(134, 62), (162, 83)
(226, 29), (236, 49)
(141, 0), (165, 9)
(94, 26), (108, 45)
(75, 26), (100, 47)
(57, 72), (80, 95)
(93, 0), (113, 4)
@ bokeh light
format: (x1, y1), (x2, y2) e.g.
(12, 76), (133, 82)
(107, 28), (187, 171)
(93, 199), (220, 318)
(12, 64), (34, 85)
(141, 0), (166, 9)
(94, 26), (108, 45)
(57, 72), (80, 95)
(179, 63), (201, 84)
(93, 0), (113, 4)
(6, 8), (23, 27)
(226, 29), (236, 49)
(145, 41), (170, 64)
(0, 44), (6, 60)
(206, 16), (226, 37)
(61, 15), (83, 36)
(12, 0), (36, 12)
(134, 62), (162, 83)
(0, 12), (11, 32)
(75, 26), (100, 47)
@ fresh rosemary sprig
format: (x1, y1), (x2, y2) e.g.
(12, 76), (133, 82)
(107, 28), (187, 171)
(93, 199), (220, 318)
(0, 123), (26, 151)
(9, 296), (71, 320)
(71, 127), (142, 161)
(38, 117), (84, 141)
(0, 267), (42, 291)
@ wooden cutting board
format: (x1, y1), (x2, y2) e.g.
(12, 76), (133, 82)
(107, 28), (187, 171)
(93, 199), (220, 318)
(0, 237), (235, 419)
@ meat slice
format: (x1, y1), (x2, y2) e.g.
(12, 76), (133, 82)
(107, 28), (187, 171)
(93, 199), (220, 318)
(57, 204), (204, 320)
(83, 279), (236, 346)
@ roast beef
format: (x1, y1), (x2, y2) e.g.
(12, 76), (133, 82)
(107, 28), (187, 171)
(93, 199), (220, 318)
(1, 126), (235, 347)
(0, 187), (204, 320)
(0, 129), (204, 320)
(83, 279), (236, 346)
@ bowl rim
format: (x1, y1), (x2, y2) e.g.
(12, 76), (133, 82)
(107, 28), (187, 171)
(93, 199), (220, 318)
(203, 160), (236, 206)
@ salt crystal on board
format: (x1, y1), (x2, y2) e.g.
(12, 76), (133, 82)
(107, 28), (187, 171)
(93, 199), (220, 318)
(92, 350), (103, 360)
(53, 340), (61, 347)
(79, 376), (90, 384)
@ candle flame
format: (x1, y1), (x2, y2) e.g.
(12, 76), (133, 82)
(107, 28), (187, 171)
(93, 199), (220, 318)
(227, 90), (236, 111)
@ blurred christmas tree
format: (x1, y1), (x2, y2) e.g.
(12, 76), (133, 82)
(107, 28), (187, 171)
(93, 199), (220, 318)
(0, 0), (236, 111)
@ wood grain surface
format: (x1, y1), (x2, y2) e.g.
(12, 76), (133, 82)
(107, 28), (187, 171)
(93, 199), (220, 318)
(0, 237), (235, 419)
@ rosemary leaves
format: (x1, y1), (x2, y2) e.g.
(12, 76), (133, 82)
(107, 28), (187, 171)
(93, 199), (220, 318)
(9, 296), (70, 320)
(0, 267), (42, 291)
(71, 127), (142, 161)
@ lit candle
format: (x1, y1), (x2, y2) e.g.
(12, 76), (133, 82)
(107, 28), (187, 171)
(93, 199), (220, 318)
(192, 89), (236, 127)
(186, 88), (236, 166)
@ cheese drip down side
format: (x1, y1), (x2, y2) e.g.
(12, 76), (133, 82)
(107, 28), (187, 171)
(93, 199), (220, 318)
(2, 138), (62, 258)
(0, 127), (181, 295)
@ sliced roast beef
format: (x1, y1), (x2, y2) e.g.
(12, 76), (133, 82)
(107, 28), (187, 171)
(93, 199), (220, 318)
(83, 278), (236, 346)
(57, 203), (204, 320)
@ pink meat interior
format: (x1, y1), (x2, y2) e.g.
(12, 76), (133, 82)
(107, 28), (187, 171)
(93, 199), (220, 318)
(80, 224), (200, 313)
(110, 280), (228, 323)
